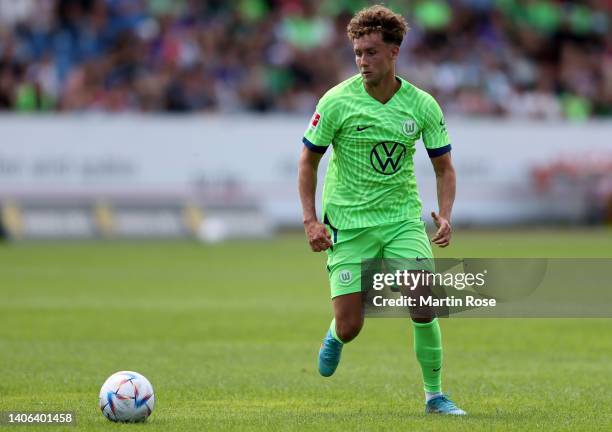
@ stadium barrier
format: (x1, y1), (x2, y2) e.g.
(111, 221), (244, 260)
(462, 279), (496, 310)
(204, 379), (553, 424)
(0, 115), (610, 239)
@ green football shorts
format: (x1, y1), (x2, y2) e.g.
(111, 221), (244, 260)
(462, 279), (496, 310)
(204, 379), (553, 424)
(324, 218), (434, 299)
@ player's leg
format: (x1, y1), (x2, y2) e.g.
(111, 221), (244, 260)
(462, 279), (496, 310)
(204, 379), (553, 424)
(332, 291), (364, 342)
(318, 224), (378, 377)
(318, 291), (364, 377)
(382, 219), (466, 415)
(318, 260), (365, 377)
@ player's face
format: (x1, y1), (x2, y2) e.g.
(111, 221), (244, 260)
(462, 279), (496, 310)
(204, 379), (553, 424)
(353, 32), (398, 86)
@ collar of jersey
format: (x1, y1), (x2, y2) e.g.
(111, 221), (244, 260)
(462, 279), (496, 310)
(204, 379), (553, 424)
(359, 75), (406, 106)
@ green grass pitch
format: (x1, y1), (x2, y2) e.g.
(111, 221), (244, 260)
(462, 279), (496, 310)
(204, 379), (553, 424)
(1, 229), (611, 431)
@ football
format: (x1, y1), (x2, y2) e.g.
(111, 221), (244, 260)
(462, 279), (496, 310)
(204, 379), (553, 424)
(99, 371), (155, 423)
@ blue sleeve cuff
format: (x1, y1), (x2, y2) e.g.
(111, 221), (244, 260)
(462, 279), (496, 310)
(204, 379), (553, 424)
(303, 137), (329, 154)
(427, 144), (451, 158)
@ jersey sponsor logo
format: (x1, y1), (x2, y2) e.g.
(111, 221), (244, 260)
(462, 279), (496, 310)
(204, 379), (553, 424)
(310, 112), (321, 129)
(370, 141), (406, 175)
(402, 118), (419, 137)
(339, 270), (353, 284)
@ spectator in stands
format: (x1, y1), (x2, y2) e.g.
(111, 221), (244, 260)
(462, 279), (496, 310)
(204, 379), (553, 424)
(0, 0), (609, 118)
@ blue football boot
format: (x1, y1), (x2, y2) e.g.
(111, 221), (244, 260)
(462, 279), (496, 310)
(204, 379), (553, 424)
(425, 395), (467, 416)
(317, 329), (343, 377)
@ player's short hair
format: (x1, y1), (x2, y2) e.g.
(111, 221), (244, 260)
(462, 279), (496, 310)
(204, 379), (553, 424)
(346, 5), (408, 46)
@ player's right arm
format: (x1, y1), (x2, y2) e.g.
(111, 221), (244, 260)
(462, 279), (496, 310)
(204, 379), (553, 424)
(298, 98), (338, 252)
(298, 147), (332, 252)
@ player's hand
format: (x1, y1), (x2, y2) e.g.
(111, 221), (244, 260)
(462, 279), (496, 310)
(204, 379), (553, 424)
(304, 220), (332, 252)
(431, 211), (451, 248)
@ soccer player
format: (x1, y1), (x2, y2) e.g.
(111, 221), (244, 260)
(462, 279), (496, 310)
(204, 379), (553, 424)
(297, 6), (465, 416)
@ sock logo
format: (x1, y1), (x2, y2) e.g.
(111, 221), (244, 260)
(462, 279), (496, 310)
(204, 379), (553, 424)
(433, 367), (441, 372)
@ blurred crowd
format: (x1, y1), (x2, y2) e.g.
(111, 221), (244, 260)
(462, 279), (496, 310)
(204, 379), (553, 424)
(0, 0), (611, 119)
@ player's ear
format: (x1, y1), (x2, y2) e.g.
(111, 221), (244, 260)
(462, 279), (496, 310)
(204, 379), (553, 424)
(389, 44), (400, 60)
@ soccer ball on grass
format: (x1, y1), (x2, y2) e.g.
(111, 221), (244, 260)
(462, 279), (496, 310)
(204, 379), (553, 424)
(99, 371), (155, 422)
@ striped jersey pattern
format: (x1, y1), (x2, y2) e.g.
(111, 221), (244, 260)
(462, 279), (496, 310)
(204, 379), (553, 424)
(303, 74), (451, 229)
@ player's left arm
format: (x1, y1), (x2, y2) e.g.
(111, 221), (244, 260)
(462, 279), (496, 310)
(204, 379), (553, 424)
(421, 93), (455, 247)
(430, 153), (456, 248)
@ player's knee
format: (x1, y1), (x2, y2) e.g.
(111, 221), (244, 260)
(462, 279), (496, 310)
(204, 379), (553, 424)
(336, 318), (363, 343)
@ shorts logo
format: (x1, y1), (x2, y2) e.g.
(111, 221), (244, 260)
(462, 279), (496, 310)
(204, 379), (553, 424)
(370, 141), (406, 175)
(310, 112), (321, 129)
(402, 118), (419, 137)
(339, 270), (353, 284)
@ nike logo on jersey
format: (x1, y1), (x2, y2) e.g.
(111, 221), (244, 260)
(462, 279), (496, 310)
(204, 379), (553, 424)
(356, 125), (374, 132)
(433, 367), (441, 372)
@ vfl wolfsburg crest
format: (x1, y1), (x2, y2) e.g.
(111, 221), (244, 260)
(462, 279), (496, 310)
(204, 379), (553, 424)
(402, 118), (419, 137)
(339, 270), (353, 284)
(370, 141), (407, 175)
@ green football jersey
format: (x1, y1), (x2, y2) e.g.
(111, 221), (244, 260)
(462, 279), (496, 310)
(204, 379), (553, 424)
(303, 74), (451, 229)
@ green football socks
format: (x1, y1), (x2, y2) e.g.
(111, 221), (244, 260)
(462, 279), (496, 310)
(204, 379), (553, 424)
(329, 318), (344, 344)
(327, 317), (442, 392)
(412, 318), (443, 393)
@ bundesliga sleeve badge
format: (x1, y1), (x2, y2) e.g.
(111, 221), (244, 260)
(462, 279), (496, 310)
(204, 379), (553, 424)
(310, 112), (321, 129)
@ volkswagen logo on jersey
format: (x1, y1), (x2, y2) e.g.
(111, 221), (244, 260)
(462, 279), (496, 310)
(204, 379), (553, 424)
(370, 142), (406, 175)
